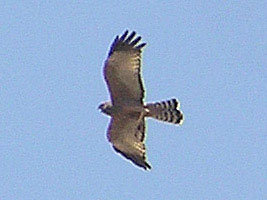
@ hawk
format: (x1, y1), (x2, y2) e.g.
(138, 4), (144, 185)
(99, 30), (184, 170)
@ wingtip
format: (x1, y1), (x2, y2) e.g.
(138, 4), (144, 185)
(120, 30), (129, 41)
(108, 30), (146, 57)
(139, 162), (152, 171)
(125, 31), (136, 43)
(145, 162), (152, 170)
(136, 42), (146, 49)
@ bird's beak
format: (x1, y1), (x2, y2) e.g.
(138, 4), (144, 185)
(98, 104), (103, 110)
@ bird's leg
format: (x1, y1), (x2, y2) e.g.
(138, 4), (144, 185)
(124, 105), (148, 114)
(123, 106), (149, 124)
(137, 108), (149, 124)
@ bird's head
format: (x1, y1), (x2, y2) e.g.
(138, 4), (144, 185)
(98, 101), (113, 116)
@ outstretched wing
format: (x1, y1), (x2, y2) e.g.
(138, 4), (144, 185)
(104, 30), (146, 106)
(107, 114), (151, 170)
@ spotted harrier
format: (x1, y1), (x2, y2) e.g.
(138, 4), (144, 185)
(99, 30), (184, 170)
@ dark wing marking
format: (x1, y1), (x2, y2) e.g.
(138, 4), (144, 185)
(104, 30), (146, 106)
(106, 114), (151, 170)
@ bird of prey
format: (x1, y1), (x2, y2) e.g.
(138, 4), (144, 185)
(99, 30), (184, 170)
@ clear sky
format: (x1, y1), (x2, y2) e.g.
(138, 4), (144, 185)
(1, 1), (266, 199)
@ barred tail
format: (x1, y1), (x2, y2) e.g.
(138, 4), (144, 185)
(146, 98), (184, 125)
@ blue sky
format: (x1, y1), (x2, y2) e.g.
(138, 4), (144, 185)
(1, 1), (266, 199)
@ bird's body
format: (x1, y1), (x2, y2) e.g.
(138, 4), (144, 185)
(99, 30), (184, 170)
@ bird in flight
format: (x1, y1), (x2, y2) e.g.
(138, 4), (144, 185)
(99, 30), (184, 170)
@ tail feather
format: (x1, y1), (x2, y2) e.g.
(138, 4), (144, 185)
(146, 99), (184, 125)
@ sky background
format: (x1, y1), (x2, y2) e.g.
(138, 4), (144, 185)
(1, 1), (266, 199)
